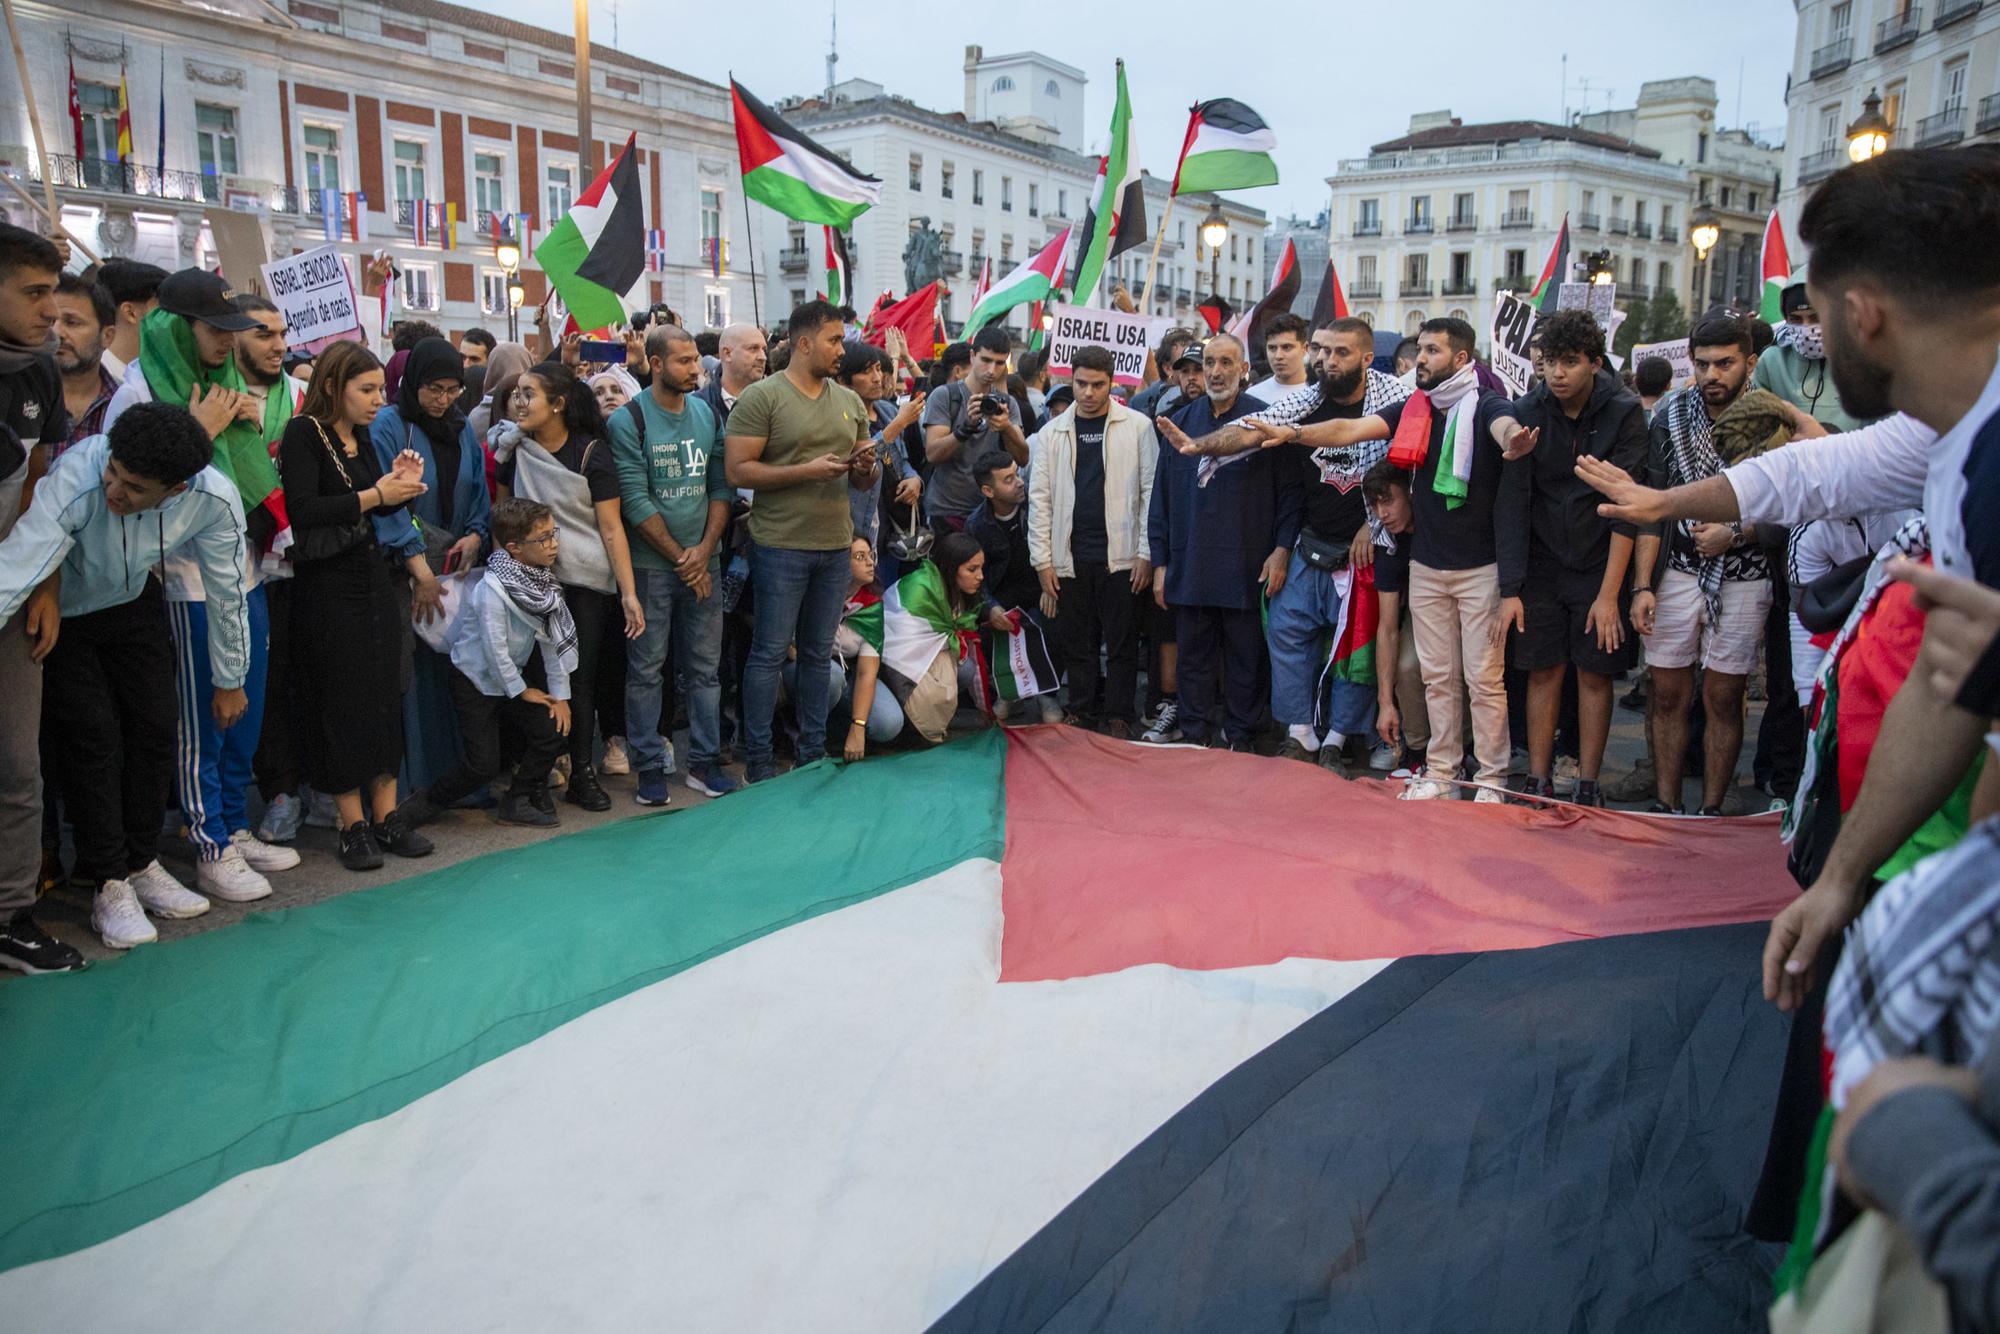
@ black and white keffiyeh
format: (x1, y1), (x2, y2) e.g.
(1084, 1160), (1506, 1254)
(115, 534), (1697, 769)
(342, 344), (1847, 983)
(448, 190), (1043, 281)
(1196, 369), (1411, 489)
(1658, 385), (1769, 616)
(1825, 814), (2000, 1109)
(486, 547), (579, 668)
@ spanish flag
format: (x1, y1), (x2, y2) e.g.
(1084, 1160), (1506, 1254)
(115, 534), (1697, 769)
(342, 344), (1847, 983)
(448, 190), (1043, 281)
(114, 66), (133, 166)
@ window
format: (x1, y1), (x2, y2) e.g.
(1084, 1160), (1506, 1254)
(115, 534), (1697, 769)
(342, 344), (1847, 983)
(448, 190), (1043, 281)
(196, 104), (240, 189)
(1001, 234), (1013, 262)
(401, 261), (438, 312)
(1582, 189), (1596, 213)
(546, 164), (574, 221)
(78, 82), (120, 162)
(1611, 194), (1625, 220)
(393, 139), (427, 205)
(1884, 83), (1904, 129)
(1943, 58), (1968, 111)
(991, 76), (1014, 92)
(1746, 191), (1759, 212)
(1409, 195), (1431, 226)
(1630, 257), (1644, 286)
(1357, 255), (1377, 284)
(1657, 260), (1673, 293)
(1405, 310), (1427, 335)
(1406, 253), (1428, 284)
(1057, 188), (1067, 216)
(479, 268), (509, 315)
(1720, 185), (1733, 208)
(1633, 200), (1647, 226)
(1045, 80), (1060, 97)
(1829, 1), (1851, 36)
(971, 227), (985, 259)
(1452, 192), (1474, 223)
(1504, 248), (1526, 279)
(474, 152), (506, 220)
(1000, 176), (1012, 211)
(972, 169), (984, 205)
(1230, 234), (1238, 261)
(700, 188), (723, 255)
(1449, 252), (1472, 287)
(908, 153), (922, 191)
(1177, 220), (1186, 244)
(1819, 105), (1841, 149)
(1028, 183), (1039, 217)
(705, 287), (729, 330)
(1661, 204), (1675, 231)
(1697, 132), (1708, 163)
(790, 288), (806, 309)
(788, 223), (806, 254)
(1507, 188), (1529, 216)
(303, 124), (342, 196)
(1358, 198), (1380, 231)
(1229, 277), (1238, 302)
(941, 161), (954, 199)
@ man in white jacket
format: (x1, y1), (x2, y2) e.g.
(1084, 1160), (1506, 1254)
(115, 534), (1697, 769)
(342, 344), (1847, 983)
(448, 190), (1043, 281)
(1028, 345), (1157, 737)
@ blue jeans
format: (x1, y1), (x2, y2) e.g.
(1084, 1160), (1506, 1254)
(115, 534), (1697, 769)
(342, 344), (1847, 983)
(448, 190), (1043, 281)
(744, 544), (851, 770)
(781, 658), (905, 745)
(1266, 550), (1378, 738)
(625, 566), (724, 773)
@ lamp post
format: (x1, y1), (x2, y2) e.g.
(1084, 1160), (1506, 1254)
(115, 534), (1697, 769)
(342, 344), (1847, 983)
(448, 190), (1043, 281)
(1846, 89), (1891, 164)
(1585, 248), (1615, 286)
(496, 231), (524, 342)
(506, 275), (526, 342)
(1689, 202), (1721, 314)
(1200, 201), (1228, 307)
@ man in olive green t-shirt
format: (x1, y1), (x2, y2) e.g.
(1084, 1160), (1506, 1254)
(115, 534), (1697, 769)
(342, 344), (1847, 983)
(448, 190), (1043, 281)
(725, 300), (879, 781)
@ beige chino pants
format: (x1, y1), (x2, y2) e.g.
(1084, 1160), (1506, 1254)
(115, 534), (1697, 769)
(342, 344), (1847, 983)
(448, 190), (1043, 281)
(1406, 562), (1510, 787)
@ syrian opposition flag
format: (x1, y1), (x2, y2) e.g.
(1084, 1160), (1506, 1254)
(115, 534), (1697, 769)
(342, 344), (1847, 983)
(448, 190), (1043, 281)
(534, 133), (646, 334)
(963, 226), (1070, 338)
(1311, 256), (1351, 326)
(1172, 98), (1279, 196)
(1530, 213), (1573, 313)
(1069, 61), (1144, 306)
(988, 615), (1059, 704)
(0, 727), (1804, 1330)
(1757, 210), (1793, 323)
(822, 226), (851, 305)
(733, 78), (881, 225)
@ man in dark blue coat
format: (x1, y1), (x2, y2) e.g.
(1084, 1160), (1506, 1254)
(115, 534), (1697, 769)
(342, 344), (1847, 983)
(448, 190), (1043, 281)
(1146, 335), (1302, 749)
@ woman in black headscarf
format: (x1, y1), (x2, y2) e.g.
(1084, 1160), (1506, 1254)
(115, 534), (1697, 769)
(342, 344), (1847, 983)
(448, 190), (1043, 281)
(370, 336), (492, 793)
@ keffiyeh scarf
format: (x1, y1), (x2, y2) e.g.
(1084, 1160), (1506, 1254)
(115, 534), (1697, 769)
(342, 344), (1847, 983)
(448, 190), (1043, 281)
(486, 548), (578, 668)
(1659, 385), (1736, 620)
(1385, 365), (1480, 510)
(1773, 320), (1826, 362)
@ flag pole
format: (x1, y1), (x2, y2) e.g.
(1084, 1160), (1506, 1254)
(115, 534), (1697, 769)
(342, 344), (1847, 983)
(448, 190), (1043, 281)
(739, 189), (763, 330)
(3, 0), (67, 245)
(1138, 193), (1177, 313)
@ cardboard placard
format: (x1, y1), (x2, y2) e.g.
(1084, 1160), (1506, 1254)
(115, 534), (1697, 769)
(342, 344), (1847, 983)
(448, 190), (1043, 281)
(260, 245), (362, 346)
(1488, 291), (1540, 399)
(1557, 282), (1618, 323)
(205, 208), (270, 296)
(1046, 304), (1174, 387)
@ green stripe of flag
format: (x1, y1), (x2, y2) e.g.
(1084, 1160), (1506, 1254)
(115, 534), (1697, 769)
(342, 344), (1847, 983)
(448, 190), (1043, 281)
(534, 214), (627, 332)
(1173, 148), (1279, 196)
(744, 164), (874, 228)
(0, 735), (1007, 1273)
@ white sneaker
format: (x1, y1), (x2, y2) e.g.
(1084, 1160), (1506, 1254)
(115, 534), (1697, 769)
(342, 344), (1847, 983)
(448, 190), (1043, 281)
(600, 736), (632, 776)
(303, 787), (341, 830)
(231, 829), (301, 873)
(1037, 696), (1065, 724)
(257, 792), (304, 844)
(1473, 787), (1507, 804)
(129, 859), (211, 918)
(194, 847), (273, 903)
(1398, 776), (1453, 801)
(1553, 755), (1581, 797)
(93, 881), (160, 948)
(1140, 699), (1182, 744)
(1369, 742), (1399, 772)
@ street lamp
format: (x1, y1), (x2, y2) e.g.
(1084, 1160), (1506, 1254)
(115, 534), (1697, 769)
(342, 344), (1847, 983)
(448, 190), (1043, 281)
(1584, 248), (1614, 286)
(1847, 89), (1892, 164)
(495, 237), (521, 272)
(1200, 201), (1228, 302)
(1689, 202), (1722, 313)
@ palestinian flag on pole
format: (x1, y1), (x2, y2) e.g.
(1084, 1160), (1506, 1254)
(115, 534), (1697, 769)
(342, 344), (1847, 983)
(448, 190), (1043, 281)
(1758, 210), (1792, 323)
(963, 226), (1070, 338)
(1171, 98), (1279, 196)
(1069, 61), (1144, 306)
(1310, 255), (1350, 326)
(822, 226), (851, 306)
(732, 78), (881, 225)
(534, 133), (645, 334)
(1530, 214), (1573, 313)
(967, 255), (994, 316)
(0, 725), (1804, 1330)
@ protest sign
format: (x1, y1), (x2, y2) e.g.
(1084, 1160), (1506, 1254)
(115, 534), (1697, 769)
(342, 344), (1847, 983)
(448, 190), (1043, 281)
(1046, 304), (1173, 387)
(204, 209), (270, 295)
(259, 245), (362, 346)
(1557, 282), (1618, 323)
(1488, 291), (1539, 398)
(1630, 337), (1693, 388)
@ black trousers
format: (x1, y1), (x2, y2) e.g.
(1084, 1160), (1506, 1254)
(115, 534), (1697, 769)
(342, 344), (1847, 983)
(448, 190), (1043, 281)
(558, 584), (625, 768)
(1057, 566), (1139, 724)
(430, 666), (568, 808)
(1175, 604), (1266, 744)
(42, 578), (175, 884)
(253, 577), (306, 799)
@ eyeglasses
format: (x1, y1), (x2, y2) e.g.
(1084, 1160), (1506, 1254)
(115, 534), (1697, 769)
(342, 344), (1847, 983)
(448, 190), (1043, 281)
(523, 530), (561, 547)
(417, 381), (461, 399)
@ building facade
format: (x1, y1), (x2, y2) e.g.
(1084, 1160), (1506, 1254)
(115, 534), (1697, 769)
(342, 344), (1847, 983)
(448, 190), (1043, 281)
(1324, 112), (1693, 341)
(1781, 0), (2000, 226)
(3, 0), (758, 341)
(760, 49), (1265, 339)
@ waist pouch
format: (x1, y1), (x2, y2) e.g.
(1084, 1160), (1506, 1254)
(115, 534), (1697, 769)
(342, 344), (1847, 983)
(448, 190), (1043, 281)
(1296, 529), (1351, 573)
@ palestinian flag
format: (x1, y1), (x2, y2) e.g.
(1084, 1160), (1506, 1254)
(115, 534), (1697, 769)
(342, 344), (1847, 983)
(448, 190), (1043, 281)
(967, 255), (994, 317)
(1234, 235), (1301, 357)
(1530, 213), (1573, 313)
(1069, 61), (1145, 306)
(0, 728), (1803, 1329)
(1758, 210), (1792, 323)
(732, 78), (881, 226)
(534, 133), (646, 335)
(822, 226), (851, 306)
(1172, 98), (1279, 196)
(963, 226), (1070, 338)
(1310, 256), (1350, 326)
(989, 615), (1059, 704)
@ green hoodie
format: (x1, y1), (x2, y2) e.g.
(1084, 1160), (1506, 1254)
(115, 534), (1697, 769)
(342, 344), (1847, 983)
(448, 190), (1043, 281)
(137, 306), (288, 509)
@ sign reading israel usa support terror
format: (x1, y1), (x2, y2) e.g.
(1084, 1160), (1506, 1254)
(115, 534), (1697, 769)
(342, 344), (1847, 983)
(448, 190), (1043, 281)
(260, 245), (362, 346)
(1046, 304), (1173, 387)
(1488, 291), (1539, 399)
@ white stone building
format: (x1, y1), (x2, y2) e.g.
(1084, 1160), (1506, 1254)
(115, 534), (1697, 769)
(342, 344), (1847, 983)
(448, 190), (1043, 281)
(3, 0), (758, 340)
(1781, 0), (2000, 225)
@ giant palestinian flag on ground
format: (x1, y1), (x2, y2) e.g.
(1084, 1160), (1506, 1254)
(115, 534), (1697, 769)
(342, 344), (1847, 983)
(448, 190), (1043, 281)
(0, 730), (1799, 1330)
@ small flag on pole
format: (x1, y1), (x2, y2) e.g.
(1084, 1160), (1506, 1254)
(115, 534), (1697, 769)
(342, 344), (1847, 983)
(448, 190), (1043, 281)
(822, 226), (851, 305)
(322, 189), (340, 238)
(115, 65), (133, 166)
(731, 78), (882, 225)
(1530, 215), (1573, 313)
(155, 49), (166, 179)
(444, 203), (458, 251)
(412, 198), (432, 248)
(646, 228), (668, 273)
(1171, 99), (1279, 196)
(348, 192), (369, 243)
(1757, 211), (1792, 323)
(67, 55), (85, 159)
(703, 236), (727, 278)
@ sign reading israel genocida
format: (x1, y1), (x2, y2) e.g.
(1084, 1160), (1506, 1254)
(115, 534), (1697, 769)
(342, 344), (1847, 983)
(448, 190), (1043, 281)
(260, 245), (362, 346)
(1046, 304), (1174, 388)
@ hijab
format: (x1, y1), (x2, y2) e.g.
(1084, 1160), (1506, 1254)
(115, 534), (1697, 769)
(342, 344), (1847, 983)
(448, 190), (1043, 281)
(396, 337), (468, 527)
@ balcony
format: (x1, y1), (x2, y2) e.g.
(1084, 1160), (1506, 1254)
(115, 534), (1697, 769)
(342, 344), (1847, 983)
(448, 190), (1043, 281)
(1660, 224), (1679, 243)
(967, 253), (985, 276)
(1797, 145), (1842, 185)
(1441, 279), (1478, 297)
(1809, 36), (1854, 79)
(1634, 221), (1655, 240)
(1398, 279), (1433, 298)
(1876, 6), (1922, 49)
(1916, 105), (1967, 147)
(1608, 217), (1631, 235)
(1500, 209), (1534, 229)
(1936, 0), (1981, 26)
(21, 153), (309, 214)
(1348, 280), (1383, 299)
(1578, 212), (1602, 231)
(778, 249), (808, 273)
(1494, 275), (1533, 293)
(1980, 92), (2000, 134)
(940, 249), (964, 275)
(1446, 214), (1477, 232)
(1404, 218), (1434, 235)
(1352, 220), (1382, 237)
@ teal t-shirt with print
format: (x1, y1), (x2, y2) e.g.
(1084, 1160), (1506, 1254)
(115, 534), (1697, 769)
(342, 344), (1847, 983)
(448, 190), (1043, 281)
(608, 392), (733, 571)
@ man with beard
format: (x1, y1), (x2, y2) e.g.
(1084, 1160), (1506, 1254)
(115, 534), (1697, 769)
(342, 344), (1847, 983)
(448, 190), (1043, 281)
(54, 274), (118, 453)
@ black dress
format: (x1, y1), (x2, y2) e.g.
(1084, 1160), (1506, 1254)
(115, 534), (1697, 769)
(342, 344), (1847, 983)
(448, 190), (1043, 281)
(277, 415), (408, 794)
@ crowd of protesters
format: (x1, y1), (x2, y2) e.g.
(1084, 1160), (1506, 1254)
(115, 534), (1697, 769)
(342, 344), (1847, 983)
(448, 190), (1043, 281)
(5, 140), (2000, 1326)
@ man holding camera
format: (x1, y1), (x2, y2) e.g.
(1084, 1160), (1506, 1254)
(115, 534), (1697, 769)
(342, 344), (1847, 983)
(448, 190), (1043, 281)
(922, 326), (1028, 534)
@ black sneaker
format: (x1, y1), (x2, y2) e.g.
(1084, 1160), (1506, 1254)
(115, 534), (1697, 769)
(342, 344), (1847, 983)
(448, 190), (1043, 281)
(394, 789), (442, 830)
(0, 909), (86, 974)
(339, 821), (385, 871)
(498, 790), (559, 827)
(1574, 779), (1604, 808)
(1698, 805), (1725, 818)
(563, 765), (611, 812)
(1277, 738), (1315, 764)
(372, 809), (433, 859)
(1644, 800), (1684, 816)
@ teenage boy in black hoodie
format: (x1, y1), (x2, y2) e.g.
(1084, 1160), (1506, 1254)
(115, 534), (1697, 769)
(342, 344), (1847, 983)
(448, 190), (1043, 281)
(1492, 310), (1649, 805)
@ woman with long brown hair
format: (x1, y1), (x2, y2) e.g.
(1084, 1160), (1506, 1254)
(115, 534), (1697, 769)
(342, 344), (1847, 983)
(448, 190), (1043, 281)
(276, 340), (435, 871)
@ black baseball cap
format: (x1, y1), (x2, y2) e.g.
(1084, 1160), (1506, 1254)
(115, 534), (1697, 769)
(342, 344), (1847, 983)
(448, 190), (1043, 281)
(1172, 343), (1205, 368)
(157, 269), (258, 331)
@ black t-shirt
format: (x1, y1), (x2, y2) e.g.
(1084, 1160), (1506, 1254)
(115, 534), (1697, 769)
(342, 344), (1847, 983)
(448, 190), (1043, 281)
(498, 432), (621, 504)
(1375, 391), (1510, 571)
(1288, 395), (1371, 545)
(0, 357), (68, 479)
(1071, 413), (1109, 564)
(1373, 536), (1413, 596)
